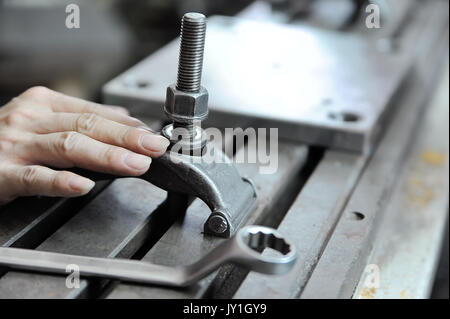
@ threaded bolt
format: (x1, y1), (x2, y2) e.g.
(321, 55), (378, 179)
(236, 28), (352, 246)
(176, 12), (206, 93)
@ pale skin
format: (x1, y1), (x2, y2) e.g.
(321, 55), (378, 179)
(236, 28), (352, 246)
(0, 86), (170, 205)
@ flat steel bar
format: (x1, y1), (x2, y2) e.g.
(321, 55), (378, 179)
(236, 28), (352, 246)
(1, 182), (110, 249)
(1, 197), (62, 245)
(353, 62), (449, 299)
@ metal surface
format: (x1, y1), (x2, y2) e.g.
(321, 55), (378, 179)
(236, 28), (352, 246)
(232, 1), (449, 299)
(0, 139), (307, 298)
(0, 179), (167, 298)
(103, 15), (410, 153)
(0, 2), (447, 300)
(353, 63), (449, 299)
(0, 226), (297, 287)
(1, 182), (110, 250)
(234, 150), (365, 298)
(300, 38), (445, 304)
(107, 138), (308, 299)
(300, 1), (449, 299)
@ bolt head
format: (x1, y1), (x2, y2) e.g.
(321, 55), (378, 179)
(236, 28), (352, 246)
(207, 215), (228, 234)
(164, 85), (208, 123)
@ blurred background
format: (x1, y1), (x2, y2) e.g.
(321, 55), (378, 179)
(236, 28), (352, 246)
(0, 0), (448, 299)
(0, 0), (253, 103)
(0, 0), (405, 104)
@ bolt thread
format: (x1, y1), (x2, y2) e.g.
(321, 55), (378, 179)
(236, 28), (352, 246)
(176, 12), (206, 93)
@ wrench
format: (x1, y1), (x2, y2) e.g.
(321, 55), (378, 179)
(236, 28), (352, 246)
(0, 226), (296, 287)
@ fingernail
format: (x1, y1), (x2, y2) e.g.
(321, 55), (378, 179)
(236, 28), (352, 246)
(123, 153), (152, 171)
(140, 134), (170, 152)
(68, 177), (95, 194)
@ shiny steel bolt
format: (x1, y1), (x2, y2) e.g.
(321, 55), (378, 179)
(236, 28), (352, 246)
(163, 12), (208, 146)
(176, 12), (207, 93)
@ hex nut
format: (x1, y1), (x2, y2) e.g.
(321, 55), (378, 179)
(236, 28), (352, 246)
(164, 84), (209, 123)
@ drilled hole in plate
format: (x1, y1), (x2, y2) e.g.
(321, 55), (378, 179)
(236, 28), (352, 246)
(136, 80), (151, 88)
(328, 111), (361, 123)
(123, 77), (151, 89)
(349, 211), (365, 221)
(245, 231), (291, 256)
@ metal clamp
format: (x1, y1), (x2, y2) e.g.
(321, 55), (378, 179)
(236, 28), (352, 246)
(143, 144), (258, 237)
(71, 140), (257, 238)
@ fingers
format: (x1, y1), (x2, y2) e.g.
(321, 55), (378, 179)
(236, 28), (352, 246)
(48, 92), (141, 127)
(1, 165), (95, 199)
(105, 105), (130, 116)
(20, 86), (142, 128)
(0, 86), (162, 204)
(23, 132), (152, 176)
(33, 113), (169, 157)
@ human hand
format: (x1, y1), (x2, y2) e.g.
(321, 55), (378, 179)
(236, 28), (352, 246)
(0, 86), (169, 204)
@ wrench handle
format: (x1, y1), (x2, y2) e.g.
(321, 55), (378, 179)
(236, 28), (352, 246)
(0, 247), (184, 287)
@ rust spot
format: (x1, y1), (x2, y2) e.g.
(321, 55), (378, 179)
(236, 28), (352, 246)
(408, 176), (435, 207)
(400, 289), (407, 299)
(422, 150), (447, 165)
(360, 287), (376, 299)
(408, 187), (435, 206)
(344, 232), (363, 239)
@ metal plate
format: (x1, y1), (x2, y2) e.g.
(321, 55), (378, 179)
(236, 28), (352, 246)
(353, 61), (449, 299)
(103, 16), (410, 153)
